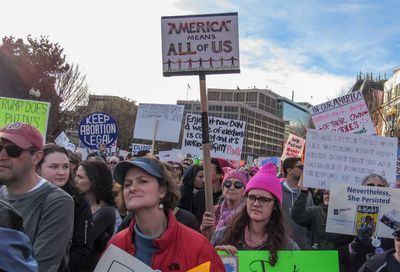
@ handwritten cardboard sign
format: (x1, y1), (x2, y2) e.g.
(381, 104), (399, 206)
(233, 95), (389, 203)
(181, 113), (246, 161)
(281, 134), (305, 161)
(309, 91), (376, 135)
(161, 13), (240, 76)
(303, 129), (397, 189)
(0, 96), (50, 139)
(133, 104), (184, 143)
(326, 183), (400, 239)
(219, 250), (339, 272)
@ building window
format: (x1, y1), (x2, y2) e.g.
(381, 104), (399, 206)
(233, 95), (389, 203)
(221, 92), (233, 101)
(208, 91), (220, 101)
(246, 92), (258, 102)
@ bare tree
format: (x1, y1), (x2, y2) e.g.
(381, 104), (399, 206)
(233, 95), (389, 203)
(292, 115), (315, 139)
(56, 64), (89, 112)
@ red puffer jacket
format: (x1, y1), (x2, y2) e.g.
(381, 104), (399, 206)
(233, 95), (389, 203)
(106, 210), (225, 271)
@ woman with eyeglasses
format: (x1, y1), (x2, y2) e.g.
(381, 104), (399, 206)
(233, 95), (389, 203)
(201, 169), (248, 239)
(37, 144), (94, 272)
(212, 163), (299, 266)
(339, 173), (394, 272)
(358, 225), (400, 272)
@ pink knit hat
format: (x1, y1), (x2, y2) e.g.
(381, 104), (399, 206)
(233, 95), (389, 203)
(244, 162), (283, 204)
(222, 170), (249, 188)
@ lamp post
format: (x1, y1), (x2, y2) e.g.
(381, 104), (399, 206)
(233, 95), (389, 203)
(29, 88), (41, 100)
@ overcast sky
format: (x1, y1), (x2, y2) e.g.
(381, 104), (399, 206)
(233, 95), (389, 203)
(2, 0), (399, 105)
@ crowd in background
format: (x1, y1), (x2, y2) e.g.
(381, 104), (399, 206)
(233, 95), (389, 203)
(1, 122), (400, 272)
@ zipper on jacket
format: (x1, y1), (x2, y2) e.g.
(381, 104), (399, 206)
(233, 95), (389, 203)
(84, 220), (88, 244)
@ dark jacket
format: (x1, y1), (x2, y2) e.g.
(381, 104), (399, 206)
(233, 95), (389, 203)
(358, 249), (396, 272)
(192, 189), (222, 224)
(68, 192), (94, 272)
(281, 181), (313, 249)
(291, 190), (353, 250)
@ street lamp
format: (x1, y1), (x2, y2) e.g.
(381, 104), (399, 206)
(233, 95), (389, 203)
(29, 88), (41, 100)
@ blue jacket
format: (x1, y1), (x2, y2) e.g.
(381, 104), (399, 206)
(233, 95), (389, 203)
(0, 227), (38, 272)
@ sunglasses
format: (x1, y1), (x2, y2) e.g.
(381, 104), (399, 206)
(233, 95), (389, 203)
(223, 180), (244, 189)
(393, 232), (400, 242)
(365, 183), (385, 187)
(294, 165), (303, 170)
(246, 194), (275, 206)
(0, 144), (36, 158)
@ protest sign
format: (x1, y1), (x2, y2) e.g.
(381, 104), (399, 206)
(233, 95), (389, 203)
(303, 129), (397, 189)
(161, 13), (240, 76)
(260, 156), (280, 167)
(78, 112), (118, 149)
(219, 250), (339, 272)
(0, 96), (50, 138)
(281, 134), (305, 161)
(55, 131), (70, 147)
(326, 183), (400, 239)
(132, 143), (153, 155)
(309, 91), (375, 135)
(94, 244), (155, 272)
(181, 114), (246, 161)
(133, 104), (184, 143)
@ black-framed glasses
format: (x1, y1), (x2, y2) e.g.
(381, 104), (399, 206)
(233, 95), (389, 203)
(246, 194), (275, 206)
(223, 180), (244, 189)
(0, 144), (36, 158)
(294, 165), (303, 170)
(365, 183), (385, 187)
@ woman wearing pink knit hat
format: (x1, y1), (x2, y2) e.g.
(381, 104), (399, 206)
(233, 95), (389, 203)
(212, 162), (299, 266)
(201, 169), (248, 239)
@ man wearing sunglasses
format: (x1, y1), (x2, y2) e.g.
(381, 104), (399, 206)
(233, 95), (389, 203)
(358, 225), (400, 271)
(281, 157), (313, 249)
(0, 122), (74, 272)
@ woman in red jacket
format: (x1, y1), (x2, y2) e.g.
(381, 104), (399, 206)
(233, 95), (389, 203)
(106, 156), (225, 271)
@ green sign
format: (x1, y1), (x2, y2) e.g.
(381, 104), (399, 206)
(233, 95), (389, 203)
(219, 250), (339, 272)
(0, 97), (50, 138)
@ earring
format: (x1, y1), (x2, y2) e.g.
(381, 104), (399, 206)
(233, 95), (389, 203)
(158, 203), (164, 210)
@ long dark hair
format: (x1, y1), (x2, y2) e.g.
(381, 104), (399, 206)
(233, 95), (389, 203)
(37, 143), (78, 196)
(80, 160), (115, 206)
(219, 198), (288, 266)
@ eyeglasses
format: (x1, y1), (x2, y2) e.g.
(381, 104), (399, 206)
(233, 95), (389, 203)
(0, 144), (36, 158)
(294, 165), (303, 170)
(223, 180), (244, 189)
(246, 194), (275, 206)
(365, 183), (385, 187)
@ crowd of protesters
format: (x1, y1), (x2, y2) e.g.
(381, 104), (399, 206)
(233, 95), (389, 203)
(1, 122), (400, 271)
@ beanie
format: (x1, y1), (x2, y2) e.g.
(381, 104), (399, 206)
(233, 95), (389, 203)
(244, 162), (282, 204)
(222, 170), (249, 188)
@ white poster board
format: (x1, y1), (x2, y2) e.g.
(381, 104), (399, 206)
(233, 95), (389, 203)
(55, 131), (70, 147)
(309, 91), (376, 135)
(281, 134), (305, 161)
(161, 12), (240, 76)
(182, 114), (246, 161)
(303, 129), (397, 189)
(133, 104), (184, 143)
(132, 143), (153, 155)
(326, 183), (400, 239)
(94, 244), (155, 272)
